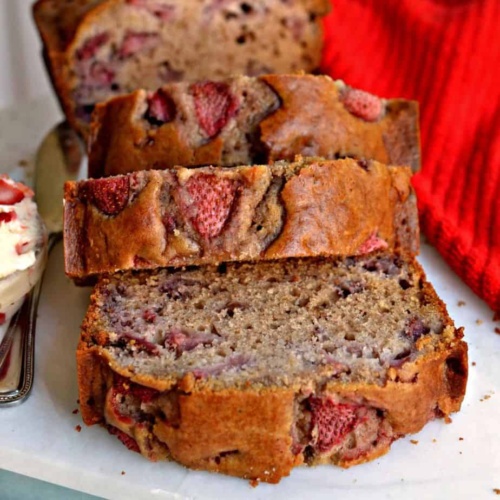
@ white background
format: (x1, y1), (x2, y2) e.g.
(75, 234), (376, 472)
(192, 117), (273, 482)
(0, 0), (52, 109)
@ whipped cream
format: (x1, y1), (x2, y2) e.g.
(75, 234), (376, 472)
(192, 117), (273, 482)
(0, 183), (42, 279)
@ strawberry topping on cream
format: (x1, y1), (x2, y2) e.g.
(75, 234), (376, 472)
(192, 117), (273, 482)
(0, 176), (42, 279)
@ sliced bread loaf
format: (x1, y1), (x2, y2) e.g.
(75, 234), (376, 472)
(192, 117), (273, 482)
(88, 74), (420, 177)
(77, 253), (467, 483)
(33, 0), (330, 137)
(63, 158), (418, 280)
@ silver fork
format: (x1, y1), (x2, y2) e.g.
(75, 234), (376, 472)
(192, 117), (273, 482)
(0, 122), (86, 406)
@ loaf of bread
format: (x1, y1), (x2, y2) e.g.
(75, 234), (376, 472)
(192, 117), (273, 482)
(88, 74), (420, 177)
(77, 253), (468, 483)
(33, 0), (331, 137)
(63, 157), (419, 280)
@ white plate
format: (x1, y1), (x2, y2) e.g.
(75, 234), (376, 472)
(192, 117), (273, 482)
(0, 98), (499, 500)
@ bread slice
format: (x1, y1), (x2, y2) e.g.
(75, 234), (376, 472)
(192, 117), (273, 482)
(33, 0), (330, 137)
(77, 253), (467, 483)
(63, 157), (419, 280)
(87, 74), (420, 177)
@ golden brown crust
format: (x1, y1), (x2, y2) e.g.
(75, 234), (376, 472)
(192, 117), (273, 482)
(263, 160), (414, 259)
(63, 159), (419, 280)
(259, 74), (420, 171)
(87, 74), (420, 177)
(88, 91), (227, 178)
(33, 0), (108, 134)
(76, 341), (110, 425)
(76, 326), (467, 482)
(154, 389), (301, 482)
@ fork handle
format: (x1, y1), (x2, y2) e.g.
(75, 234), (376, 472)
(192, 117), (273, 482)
(0, 233), (60, 407)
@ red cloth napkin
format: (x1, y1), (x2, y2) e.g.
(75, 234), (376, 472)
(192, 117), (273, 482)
(321, 0), (500, 314)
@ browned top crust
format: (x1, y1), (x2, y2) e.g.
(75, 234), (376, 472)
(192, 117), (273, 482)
(88, 74), (420, 177)
(63, 158), (419, 280)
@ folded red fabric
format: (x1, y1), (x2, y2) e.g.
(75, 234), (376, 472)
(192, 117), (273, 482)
(321, 0), (500, 314)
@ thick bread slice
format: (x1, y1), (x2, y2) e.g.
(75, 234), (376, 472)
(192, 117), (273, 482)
(88, 74), (420, 177)
(33, 0), (330, 137)
(63, 157), (419, 280)
(77, 253), (467, 483)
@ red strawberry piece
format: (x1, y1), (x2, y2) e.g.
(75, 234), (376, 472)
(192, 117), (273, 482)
(129, 385), (159, 404)
(164, 327), (188, 350)
(0, 211), (16, 223)
(89, 61), (115, 87)
(185, 173), (238, 239)
(405, 317), (430, 341)
(190, 81), (239, 137)
(340, 88), (384, 122)
(15, 242), (29, 255)
(165, 327), (216, 354)
(118, 31), (159, 58)
(114, 375), (159, 403)
(127, 0), (176, 20)
(0, 179), (25, 205)
(357, 232), (388, 254)
(146, 90), (176, 125)
(162, 213), (176, 233)
(121, 333), (159, 355)
(76, 32), (109, 61)
(308, 397), (361, 453)
(142, 309), (157, 323)
(0, 313), (5, 326)
(107, 385), (134, 425)
(84, 177), (130, 216)
(107, 425), (140, 453)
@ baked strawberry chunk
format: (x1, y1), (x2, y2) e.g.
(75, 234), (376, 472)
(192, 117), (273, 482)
(76, 33), (109, 61)
(107, 425), (140, 453)
(341, 88), (384, 122)
(190, 81), (239, 137)
(119, 31), (159, 58)
(185, 173), (238, 239)
(308, 397), (361, 453)
(357, 232), (388, 254)
(84, 177), (130, 216)
(146, 90), (176, 125)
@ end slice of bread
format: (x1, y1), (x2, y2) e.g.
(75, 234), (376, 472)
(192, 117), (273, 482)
(77, 253), (467, 483)
(64, 157), (419, 281)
